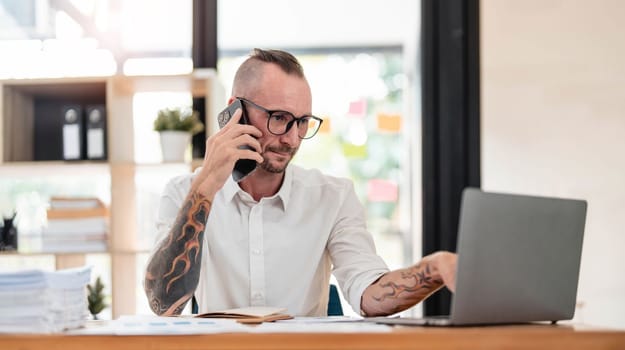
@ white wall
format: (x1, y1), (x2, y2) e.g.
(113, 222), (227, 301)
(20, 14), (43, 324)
(481, 0), (625, 328)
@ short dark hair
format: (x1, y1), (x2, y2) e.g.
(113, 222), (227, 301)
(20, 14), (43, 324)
(232, 48), (305, 96)
(248, 48), (305, 77)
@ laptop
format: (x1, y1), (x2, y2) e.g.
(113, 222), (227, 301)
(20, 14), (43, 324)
(367, 188), (587, 326)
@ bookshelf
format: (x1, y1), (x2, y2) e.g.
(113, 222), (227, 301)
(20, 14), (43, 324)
(0, 70), (223, 318)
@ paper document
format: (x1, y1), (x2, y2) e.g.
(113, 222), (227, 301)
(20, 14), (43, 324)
(248, 321), (392, 333)
(110, 315), (248, 335)
(68, 315), (390, 335)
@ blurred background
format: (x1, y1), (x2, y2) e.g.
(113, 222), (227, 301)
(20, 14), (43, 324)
(0, 0), (623, 328)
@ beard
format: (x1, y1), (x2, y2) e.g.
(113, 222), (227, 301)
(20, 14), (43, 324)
(260, 144), (298, 173)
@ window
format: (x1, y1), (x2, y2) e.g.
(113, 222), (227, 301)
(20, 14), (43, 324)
(218, 0), (421, 316)
(0, 0), (193, 78)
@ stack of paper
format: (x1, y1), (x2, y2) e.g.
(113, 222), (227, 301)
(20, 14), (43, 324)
(0, 266), (92, 333)
(42, 197), (109, 253)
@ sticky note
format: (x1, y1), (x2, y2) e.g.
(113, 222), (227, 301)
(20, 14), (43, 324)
(376, 113), (402, 132)
(367, 179), (399, 202)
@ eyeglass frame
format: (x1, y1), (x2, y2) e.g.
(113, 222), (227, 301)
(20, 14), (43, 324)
(236, 97), (323, 139)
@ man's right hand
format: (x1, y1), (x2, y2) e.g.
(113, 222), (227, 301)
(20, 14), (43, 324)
(192, 107), (263, 198)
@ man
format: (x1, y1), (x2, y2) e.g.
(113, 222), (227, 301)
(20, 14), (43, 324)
(144, 48), (457, 317)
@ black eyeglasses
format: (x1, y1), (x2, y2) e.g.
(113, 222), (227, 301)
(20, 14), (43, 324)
(237, 97), (323, 139)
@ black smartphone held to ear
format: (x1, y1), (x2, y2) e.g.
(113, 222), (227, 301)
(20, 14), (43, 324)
(217, 98), (247, 128)
(217, 99), (257, 182)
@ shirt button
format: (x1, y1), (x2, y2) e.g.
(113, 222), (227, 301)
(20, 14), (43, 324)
(252, 249), (262, 255)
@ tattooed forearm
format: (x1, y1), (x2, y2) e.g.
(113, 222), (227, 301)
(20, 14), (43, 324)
(363, 263), (444, 316)
(373, 264), (442, 302)
(144, 191), (211, 315)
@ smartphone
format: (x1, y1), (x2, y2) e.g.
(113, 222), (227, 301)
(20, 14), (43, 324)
(217, 99), (257, 182)
(218, 98), (248, 128)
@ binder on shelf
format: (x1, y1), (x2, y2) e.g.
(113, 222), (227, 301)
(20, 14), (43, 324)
(34, 100), (64, 161)
(85, 105), (107, 160)
(61, 105), (84, 160)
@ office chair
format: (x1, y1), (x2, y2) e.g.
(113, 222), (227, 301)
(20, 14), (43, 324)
(191, 284), (344, 316)
(327, 284), (344, 316)
(192, 296), (198, 314)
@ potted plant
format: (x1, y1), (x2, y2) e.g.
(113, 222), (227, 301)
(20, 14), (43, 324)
(154, 106), (204, 162)
(87, 276), (107, 320)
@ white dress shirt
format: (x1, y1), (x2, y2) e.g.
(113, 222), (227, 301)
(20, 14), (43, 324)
(153, 164), (389, 316)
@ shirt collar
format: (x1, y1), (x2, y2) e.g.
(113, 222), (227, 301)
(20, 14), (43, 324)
(220, 165), (294, 212)
(222, 172), (240, 203)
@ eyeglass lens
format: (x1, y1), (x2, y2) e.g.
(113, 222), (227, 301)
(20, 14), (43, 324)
(268, 112), (321, 139)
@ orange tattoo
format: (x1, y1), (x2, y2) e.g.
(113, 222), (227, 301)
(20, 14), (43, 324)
(161, 193), (210, 293)
(145, 191), (211, 315)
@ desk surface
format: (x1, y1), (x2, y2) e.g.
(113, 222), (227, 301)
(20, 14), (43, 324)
(1, 324), (625, 350)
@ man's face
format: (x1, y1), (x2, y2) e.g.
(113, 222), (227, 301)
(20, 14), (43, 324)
(244, 64), (312, 174)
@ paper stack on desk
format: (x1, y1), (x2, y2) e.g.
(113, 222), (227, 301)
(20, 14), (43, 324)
(0, 266), (92, 333)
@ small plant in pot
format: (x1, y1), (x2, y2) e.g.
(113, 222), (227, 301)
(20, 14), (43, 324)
(154, 106), (204, 162)
(87, 276), (107, 320)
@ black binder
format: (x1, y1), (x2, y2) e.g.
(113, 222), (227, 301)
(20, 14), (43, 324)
(61, 105), (84, 160)
(84, 105), (107, 160)
(34, 99), (63, 161)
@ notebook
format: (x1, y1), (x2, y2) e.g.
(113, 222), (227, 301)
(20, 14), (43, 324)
(367, 188), (587, 326)
(195, 306), (293, 324)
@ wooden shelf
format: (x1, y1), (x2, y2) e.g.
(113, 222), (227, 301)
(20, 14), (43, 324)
(1, 78), (107, 162)
(0, 161), (109, 177)
(109, 69), (216, 97)
(2, 77), (107, 98)
(0, 71), (221, 318)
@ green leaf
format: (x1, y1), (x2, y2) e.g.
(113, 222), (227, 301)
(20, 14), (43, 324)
(154, 106), (204, 135)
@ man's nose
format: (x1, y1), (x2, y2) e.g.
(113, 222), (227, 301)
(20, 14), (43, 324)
(280, 122), (300, 145)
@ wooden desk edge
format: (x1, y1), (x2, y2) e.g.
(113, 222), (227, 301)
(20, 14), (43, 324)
(1, 325), (624, 350)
